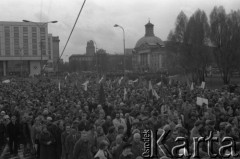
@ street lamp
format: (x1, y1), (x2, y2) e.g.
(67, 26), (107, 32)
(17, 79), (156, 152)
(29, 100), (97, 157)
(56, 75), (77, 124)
(114, 24), (126, 75)
(22, 20), (58, 75)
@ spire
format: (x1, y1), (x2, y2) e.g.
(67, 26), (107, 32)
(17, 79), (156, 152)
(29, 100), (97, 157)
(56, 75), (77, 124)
(145, 20), (154, 37)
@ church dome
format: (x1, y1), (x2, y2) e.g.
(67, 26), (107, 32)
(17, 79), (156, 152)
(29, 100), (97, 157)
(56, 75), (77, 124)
(135, 21), (164, 48)
(135, 36), (164, 48)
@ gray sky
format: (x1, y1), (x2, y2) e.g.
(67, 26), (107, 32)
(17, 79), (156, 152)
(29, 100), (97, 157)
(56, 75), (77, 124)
(1, 0), (240, 61)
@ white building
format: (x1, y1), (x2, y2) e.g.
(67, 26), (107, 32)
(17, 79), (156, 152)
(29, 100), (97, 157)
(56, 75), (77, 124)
(0, 21), (58, 76)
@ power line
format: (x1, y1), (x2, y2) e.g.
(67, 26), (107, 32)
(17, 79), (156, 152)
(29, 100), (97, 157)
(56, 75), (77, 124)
(59, 0), (87, 59)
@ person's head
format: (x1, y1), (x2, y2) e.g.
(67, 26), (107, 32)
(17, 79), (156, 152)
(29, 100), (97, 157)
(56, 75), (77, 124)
(97, 126), (104, 135)
(99, 110), (105, 119)
(99, 140), (109, 150)
(65, 123), (71, 133)
(46, 116), (52, 124)
(42, 125), (48, 133)
(11, 115), (16, 123)
(115, 112), (120, 119)
(194, 120), (203, 130)
(171, 129), (178, 140)
(84, 105), (89, 111)
(81, 131), (88, 142)
(116, 134), (123, 144)
(82, 113), (87, 120)
(108, 126), (115, 134)
(118, 125), (124, 134)
(106, 116), (112, 122)
(122, 144), (132, 156)
(133, 133), (141, 143)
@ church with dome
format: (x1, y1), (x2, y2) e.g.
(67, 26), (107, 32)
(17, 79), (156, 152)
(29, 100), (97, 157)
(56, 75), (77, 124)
(132, 21), (165, 72)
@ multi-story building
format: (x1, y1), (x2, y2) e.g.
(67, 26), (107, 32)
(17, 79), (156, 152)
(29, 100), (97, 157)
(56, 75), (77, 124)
(0, 21), (59, 76)
(69, 40), (133, 73)
(69, 40), (96, 72)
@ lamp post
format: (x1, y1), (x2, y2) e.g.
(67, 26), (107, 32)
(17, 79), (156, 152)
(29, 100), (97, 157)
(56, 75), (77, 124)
(22, 20), (58, 75)
(114, 24), (126, 75)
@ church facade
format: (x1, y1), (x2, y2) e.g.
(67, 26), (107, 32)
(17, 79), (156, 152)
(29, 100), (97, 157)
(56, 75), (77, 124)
(132, 21), (165, 72)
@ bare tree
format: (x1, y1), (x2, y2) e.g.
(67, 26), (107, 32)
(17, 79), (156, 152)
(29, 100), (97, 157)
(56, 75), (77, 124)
(210, 6), (240, 84)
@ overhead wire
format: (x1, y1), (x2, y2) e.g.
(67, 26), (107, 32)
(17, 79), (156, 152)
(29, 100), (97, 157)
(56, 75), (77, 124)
(59, 0), (87, 60)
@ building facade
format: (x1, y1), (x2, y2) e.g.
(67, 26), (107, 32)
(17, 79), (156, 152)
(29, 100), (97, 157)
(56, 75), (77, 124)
(133, 21), (165, 72)
(69, 40), (96, 72)
(0, 21), (59, 76)
(69, 40), (133, 73)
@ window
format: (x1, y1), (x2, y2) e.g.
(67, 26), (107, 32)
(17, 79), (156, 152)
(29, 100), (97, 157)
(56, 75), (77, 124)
(4, 27), (10, 55)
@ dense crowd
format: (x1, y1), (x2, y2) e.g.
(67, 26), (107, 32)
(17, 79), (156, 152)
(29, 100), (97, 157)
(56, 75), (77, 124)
(0, 74), (239, 159)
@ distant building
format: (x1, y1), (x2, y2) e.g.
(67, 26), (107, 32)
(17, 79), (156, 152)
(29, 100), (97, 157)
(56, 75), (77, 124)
(0, 21), (59, 76)
(69, 40), (96, 72)
(69, 40), (133, 73)
(133, 21), (165, 72)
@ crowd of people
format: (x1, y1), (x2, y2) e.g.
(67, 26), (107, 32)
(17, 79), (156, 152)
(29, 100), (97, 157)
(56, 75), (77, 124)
(0, 74), (239, 159)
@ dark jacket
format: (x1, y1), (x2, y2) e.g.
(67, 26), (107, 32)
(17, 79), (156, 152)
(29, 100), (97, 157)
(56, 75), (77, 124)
(6, 122), (20, 140)
(78, 120), (91, 131)
(39, 131), (57, 159)
(72, 139), (93, 159)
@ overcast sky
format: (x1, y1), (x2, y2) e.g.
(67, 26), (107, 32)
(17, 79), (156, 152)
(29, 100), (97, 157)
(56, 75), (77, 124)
(1, 0), (240, 61)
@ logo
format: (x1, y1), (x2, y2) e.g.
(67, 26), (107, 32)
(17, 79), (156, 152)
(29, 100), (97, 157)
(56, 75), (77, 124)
(142, 129), (239, 158)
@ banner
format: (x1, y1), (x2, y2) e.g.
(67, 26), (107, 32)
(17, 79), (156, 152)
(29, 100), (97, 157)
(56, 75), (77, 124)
(82, 80), (89, 91)
(201, 81), (205, 89)
(196, 97), (208, 106)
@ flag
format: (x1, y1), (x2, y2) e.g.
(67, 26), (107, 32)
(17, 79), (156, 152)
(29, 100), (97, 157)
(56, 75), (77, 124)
(153, 89), (160, 100)
(99, 76), (104, 84)
(149, 81), (153, 91)
(65, 72), (70, 80)
(133, 79), (138, 83)
(42, 64), (47, 70)
(190, 82), (194, 91)
(58, 82), (61, 92)
(128, 80), (133, 85)
(148, 81), (154, 98)
(201, 81), (205, 89)
(157, 81), (162, 86)
(82, 80), (89, 91)
(124, 88), (127, 101)
(98, 84), (106, 105)
(2, 79), (10, 84)
(178, 88), (182, 98)
(118, 76), (123, 85)
(169, 78), (172, 86)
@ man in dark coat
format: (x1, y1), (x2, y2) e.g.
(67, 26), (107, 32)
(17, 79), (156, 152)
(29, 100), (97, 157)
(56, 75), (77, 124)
(46, 117), (62, 159)
(0, 118), (6, 151)
(72, 131), (93, 159)
(6, 115), (20, 156)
